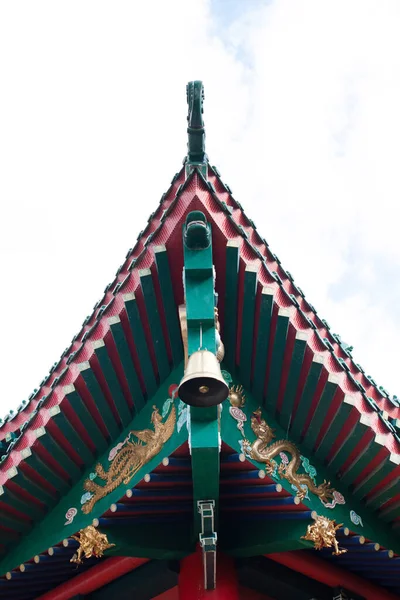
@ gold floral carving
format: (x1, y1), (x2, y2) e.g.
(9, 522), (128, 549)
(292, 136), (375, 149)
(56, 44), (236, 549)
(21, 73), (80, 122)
(242, 408), (335, 503)
(82, 405), (176, 513)
(302, 515), (347, 555)
(70, 525), (115, 564)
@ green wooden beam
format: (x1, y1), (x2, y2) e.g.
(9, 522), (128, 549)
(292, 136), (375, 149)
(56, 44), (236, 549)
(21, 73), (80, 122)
(140, 269), (170, 382)
(278, 332), (307, 431)
(328, 418), (371, 475)
(154, 245), (183, 367)
(123, 292), (157, 400)
(93, 338), (133, 427)
(352, 454), (394, 500)
(108, 314), (145, 412)
(9, 467), (56, 506)
(290, 354), (324, 442)
(252, 287), (274, 400)
(223, 241), (240, 371)
(366, 476), (400, 511)
(77, 363), (120, 440)
(239, 266), (257, 389)
(0, 485), (45, 522)
(20, 447), (70, 495)
(264, 308), (291, 414)
(0, 510), (31, 534)
(314, 396), (354, 462)
(34, 427), (82, 482)
(49, 405), (94, 466)
(302, 374), (340, 452)
(63, 384), (108, 454)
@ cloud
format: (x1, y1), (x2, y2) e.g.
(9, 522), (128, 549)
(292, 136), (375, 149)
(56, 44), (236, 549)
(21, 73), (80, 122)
(0, 0), (399, 415)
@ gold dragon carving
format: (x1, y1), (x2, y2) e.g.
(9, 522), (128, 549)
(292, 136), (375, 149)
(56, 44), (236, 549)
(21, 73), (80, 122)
(70, 525), (115, 564)
(241, 407), (335, 503)
(302, 515), (347, 555)
(81, 404), (176, 514)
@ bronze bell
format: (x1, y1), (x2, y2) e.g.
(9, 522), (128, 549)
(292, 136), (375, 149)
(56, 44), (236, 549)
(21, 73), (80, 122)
(178, 350), (229, 407)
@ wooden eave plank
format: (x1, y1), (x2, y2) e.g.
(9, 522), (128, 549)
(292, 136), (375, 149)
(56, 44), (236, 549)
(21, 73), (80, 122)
(264, 308), (291, 414)
(0, 510), (31, 534)
(140, 269), (170, 382)
(339, 435), (381, 488)
(20, 448), (70, 495)
(49, 407), (94, 466)
(252, 287), (274, 399)
(328, 420), (371, 475)
(11, 468), (56, 506)
(278, 332), (307, 430)
(108, 315), (145, 412)
(239, 266), (258, 389)
(34, 428), (82, 482)
(63, 385), (108, 454)
(378, 498), (400, 523)
(0, 486), (44, 521)
(123, 293), (157, 400)
(154, 246), (183, 367)
(353, 455), (394, 500)
(223, 241), (240, 371)
(93, 339), (132, 427)
(366, 477), (400, 511)
(314, 398), (354, 462)
(290, 354), (324, 442)
(77, 364), (120, 440)
(302, 374), (340, 452)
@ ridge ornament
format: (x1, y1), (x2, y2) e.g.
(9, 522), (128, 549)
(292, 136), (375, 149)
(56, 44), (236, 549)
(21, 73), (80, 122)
(81, 404), (176, 514)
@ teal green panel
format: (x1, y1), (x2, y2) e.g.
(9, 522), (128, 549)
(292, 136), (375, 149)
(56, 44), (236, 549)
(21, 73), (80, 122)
(223, 241), (239, 371)
(0, 486), (45, 521)
(302, 375), (340, 452)
(154, 246), (184, 367)
(328, 421), (370, 475)
(123, 294), (157, 400)
(11, 470), (56, 505)
(35, 429), (82, 482)
(22, 451), (70, 495)
(314, 400), (354, 462)
(290, 356), (324, 442)
(64, 387), (108, 454)
(0, 510), (31, 533)
(50, 407), (94, 466)
(108, 317), (145, 412)
(264, 309), (290, 414)
(379, 499), (400, 523)
(339, 438), (381, 488)
(220, 521), (311, 556)
(278, 334), (307, 431)
(366, 478), (400, 511)
(353, 456), (394, 500)
(140, 270), (170, 382)
(93, 341), (132, 427)
(239, 267), (257, 389)
(252, 287), (274, 399)
(78, 365), (120, 440)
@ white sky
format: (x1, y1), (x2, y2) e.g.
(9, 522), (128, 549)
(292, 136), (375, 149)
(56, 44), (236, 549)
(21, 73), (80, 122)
(0, 0), (399, 417)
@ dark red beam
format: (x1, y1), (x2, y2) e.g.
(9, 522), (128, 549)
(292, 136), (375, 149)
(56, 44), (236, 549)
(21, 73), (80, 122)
(268, 551), (399, 600)
(35, 556), (148, 600)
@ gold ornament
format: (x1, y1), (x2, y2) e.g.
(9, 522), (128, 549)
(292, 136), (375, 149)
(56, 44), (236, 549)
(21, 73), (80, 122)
(302, 515), (347, 555)
(70, 525), (115, 564)
(228, 385), (246, 407)
(242, 408), (335, 503)
(82, 405), (176, 513)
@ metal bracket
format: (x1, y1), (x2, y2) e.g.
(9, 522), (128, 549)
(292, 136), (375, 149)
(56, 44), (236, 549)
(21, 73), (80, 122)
(197, 500), (217, 590)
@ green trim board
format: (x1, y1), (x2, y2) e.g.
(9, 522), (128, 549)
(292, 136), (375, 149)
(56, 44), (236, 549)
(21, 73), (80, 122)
(0, 366), (187, 576)
(252, 286), (274, 399)
(220, 372), (400, 556)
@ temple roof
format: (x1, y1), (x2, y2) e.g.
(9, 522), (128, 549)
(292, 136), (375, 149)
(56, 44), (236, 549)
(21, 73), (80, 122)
(1, 81), (400, 597)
